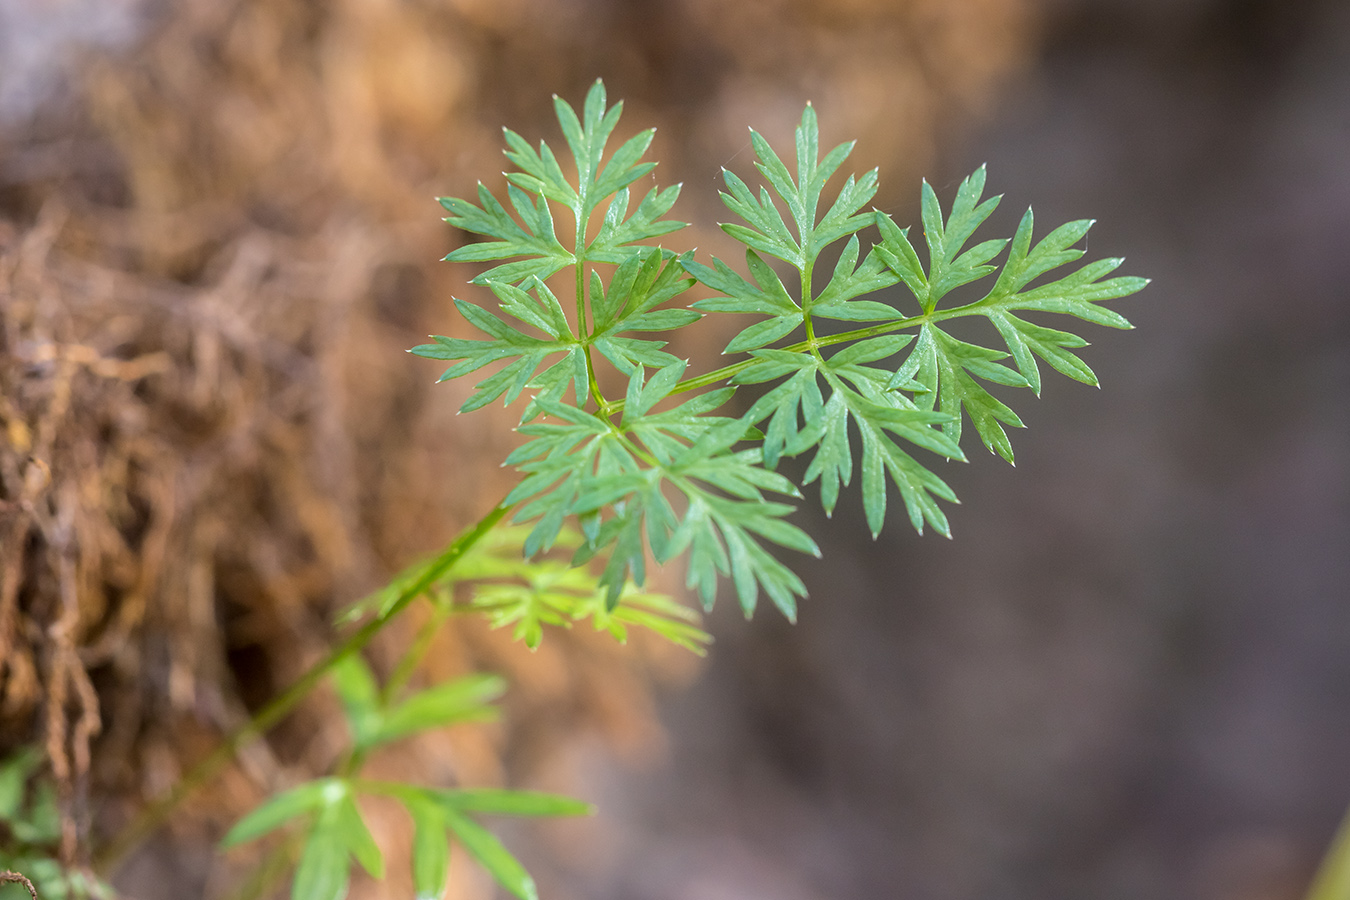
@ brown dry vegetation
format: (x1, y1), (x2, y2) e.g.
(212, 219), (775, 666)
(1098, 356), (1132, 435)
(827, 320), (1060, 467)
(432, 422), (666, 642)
(0, 0), (1034, 896)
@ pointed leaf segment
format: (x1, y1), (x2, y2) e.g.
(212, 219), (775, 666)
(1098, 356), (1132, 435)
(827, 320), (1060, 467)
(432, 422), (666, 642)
(871, 166), (1145, 462)
(415, 80), (1146, 620)
(222, 777), (591, 900)
(223, 659), (593, 900)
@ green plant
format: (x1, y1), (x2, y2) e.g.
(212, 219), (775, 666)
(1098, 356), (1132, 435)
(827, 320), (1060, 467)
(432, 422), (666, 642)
(65, 80), (1146, 899)
(412, 80), (1141, 619)
(0, 750), (111, 900)
(219, 658), (589, 900)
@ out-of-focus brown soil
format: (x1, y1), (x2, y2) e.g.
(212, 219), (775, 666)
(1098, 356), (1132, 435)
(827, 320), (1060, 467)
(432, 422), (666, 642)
(0, 0), (1034, 895)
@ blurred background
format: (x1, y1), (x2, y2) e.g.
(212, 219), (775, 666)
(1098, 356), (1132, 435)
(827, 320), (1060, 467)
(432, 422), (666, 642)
(1, 0), (1346, 899)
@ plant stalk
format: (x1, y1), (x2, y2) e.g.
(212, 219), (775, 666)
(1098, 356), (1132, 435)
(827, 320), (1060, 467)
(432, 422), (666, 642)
(90, 501), (513, 875)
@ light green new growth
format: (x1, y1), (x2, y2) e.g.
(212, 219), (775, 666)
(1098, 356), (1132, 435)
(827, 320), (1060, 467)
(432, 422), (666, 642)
(339, 525), (711, 654)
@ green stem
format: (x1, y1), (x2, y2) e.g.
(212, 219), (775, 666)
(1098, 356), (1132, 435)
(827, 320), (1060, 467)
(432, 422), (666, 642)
(800, 261), (828, 368)
(574, 211), (611, 416)
(91, 501), (514, 875)
(382, 604), (451, 706)
(600, 311), (933, 416)
(613, 290), (1005, 411)
(223, 649), (409, 900)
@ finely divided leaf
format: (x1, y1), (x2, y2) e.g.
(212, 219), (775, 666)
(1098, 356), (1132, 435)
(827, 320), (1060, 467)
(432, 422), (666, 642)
(866, 168), (1147, 466)
(589, 185), (687, 260)
(438, 185), (574, 287)
(226, 779), (384, 900)
(920, 169), (1006, 307)
(425, 82), (698, 432)
(502, 363), (817, 617)
(421, 89), (1148, 626)
(685, 250), (802, 353)
(717, 104), (876, 270)
(856, 413), (960, 537)
(552, 80), (629, 217)
(890, 325), (1027, 463)
(410, 280), (587, 414)
(470, 562), (592, 649)
(466, 539), (711, 653)
(585, 586), (712, 654)
(989, 311), (1096, 395)
(590, 251), (700, 374)
(502, 79), (683, 255)
(735, 346), (960, 535)
(501, 126), (577, 209)
(287, 792), (383, 900)
(809, 235), (901, 322)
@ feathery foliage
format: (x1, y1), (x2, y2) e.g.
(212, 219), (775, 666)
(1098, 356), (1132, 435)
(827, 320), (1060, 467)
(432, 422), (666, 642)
(414, 79), (1145, 617)
(218, 80), (1145, 900)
